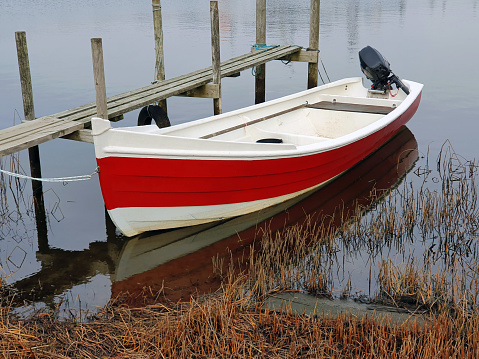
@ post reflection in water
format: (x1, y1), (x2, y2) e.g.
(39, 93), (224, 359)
(110, 126), (418, 304)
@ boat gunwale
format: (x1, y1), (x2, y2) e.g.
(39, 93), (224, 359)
(93, 77), (423, 160)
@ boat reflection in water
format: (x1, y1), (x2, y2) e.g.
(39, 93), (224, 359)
(111, 126), (418, 304)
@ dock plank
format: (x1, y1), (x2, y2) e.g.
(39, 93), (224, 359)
(0, 117), (74, 145)
(0, 45), (302, 157)
(0, 119), (84, 157)
(52, 47), (294, 122)
(108, 45), (302, 115)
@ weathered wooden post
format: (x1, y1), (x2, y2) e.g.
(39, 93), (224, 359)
(91, 38), (108, 119)
(255, 0), (266, 104)
(210, 1), (222, 115)
(105, 208), (117, 242)
(308, 0), (320, 89)
(152, 0), (167, 113)
(15, 31), (48, 248)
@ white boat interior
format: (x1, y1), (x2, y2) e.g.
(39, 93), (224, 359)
(116, 78), (406, 149)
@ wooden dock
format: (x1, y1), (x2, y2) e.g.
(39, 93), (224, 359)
(1, 0), (322, 162)
(1, 0), (322, 253)
(0, 44), (309, 157)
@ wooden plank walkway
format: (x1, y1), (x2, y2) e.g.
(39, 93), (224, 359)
(0, 45), (302, 157)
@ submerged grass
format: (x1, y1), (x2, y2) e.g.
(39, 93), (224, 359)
(1, 142), (479, 357)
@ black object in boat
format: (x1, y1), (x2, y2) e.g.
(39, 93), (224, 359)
(256, 138), (283, 144)
(137, 105), (171, 128)
(359, 46), (410, 95)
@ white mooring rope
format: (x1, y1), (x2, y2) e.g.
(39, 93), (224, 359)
(0, 167), (99, 183)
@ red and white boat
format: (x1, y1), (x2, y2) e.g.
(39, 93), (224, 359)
(92, 48), (423, 236)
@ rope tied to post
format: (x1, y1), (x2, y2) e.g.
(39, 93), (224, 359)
(251, 43), (279, 52)
(0, 167), (100, 183)
(250, 44), (279, 77)
(251, 65), (262, 77)
(306, 47), (331, 84)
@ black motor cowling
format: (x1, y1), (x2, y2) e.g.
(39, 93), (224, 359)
(359, 46), (409, 95)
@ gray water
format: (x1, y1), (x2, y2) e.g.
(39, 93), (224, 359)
(0, 1), (478, 316)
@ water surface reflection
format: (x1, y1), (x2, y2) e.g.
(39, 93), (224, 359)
(9, 127), (417, 311)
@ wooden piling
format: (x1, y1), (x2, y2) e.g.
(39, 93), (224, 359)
(91, 38), (108, 120)
(308, 0), (320, 89)
(105, 207), (117, 242)
(15, 33), (35, 122)
(210, 1), (222, 115)
(15, 31), (48, 245)
(152, 0), (167, 114)
(255, 0), (266, 104)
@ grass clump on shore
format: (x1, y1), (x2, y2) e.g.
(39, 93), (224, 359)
(2, 278), (479, 358)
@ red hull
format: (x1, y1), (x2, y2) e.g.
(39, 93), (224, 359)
(97, 93), (421, 211)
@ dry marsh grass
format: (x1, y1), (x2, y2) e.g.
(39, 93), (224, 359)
(1, 280), (479, 358)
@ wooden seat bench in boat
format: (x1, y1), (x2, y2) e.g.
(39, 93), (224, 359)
(306, 101), (395, 115)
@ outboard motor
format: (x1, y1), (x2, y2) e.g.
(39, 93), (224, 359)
(359, 46), (409, 95)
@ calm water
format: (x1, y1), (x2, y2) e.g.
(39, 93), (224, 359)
(0, 0), (478, 315)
